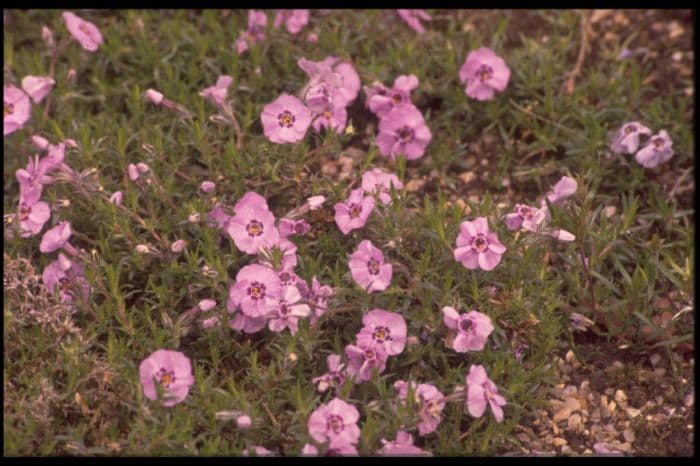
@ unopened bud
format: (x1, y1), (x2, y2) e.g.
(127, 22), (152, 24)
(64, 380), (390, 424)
(306, 195), (326, 210)
(198, 299), (216, 312)
(200, 181), (216, 193)
(31, 135), (50, 150)
(109, 191), (123, 205)
(145, 89), (164, 105)
(170, 239), (186, 253)
(236, 414), (252, 429)
(202, 316), (220, 329)
(42, 25), (54, 48)
(66, 68), (76, 82)
(127, 164), (140, 181)
(135, 244), (150, 254)
(188, 212), (200, 223)
(136, 162), (150, 174)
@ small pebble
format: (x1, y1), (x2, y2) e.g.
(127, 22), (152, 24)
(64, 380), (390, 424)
(552, 438), (568, 447)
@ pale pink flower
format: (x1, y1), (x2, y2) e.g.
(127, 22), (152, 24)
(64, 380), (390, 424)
(307, 195), (326, 210)
(334, 188), (375, 235)
(453, 217), (506, 271)
(127, 163), (140, 181)
(109, 191), (123, 205)
(145, 89), (164, 105)
(278, 218), (311, 238)
(307, 32), (318, 43)
(236, 414), (252, 429)
(610, 121), (652, 154)
(345, 341), (388, 383)
(459, 47), (511, 101)
(348, 240), (393, 293)
(375, 104), (432, 160)
(397, 9), (432, 34)
(361, 168), (404, 205)
(260, 94), (312, 144)
(466, 364), (506, 422)
(368, 74), (419, 118)
(228, 313), (267, 334)
(243, 445), (274, 457)
(199, 75), (233, 108)
(544, 175), (577, 204)
(356, 309), (407, 356)
(62, 11), (103, 52)
(312, 354), (346, 393)
(258, 237), (298, 271)
(227, 263), (282, 318)
(139, 349), (195, 407)
(18, 200), (50, 238)
(207, 204), (232, 232)
(304, 276), (333, 325)
(42, 253), (90, 303)
(307, 397), (361, 447)
(31, 134), (50, 150)
(311, 106), (347, 134)
(267, 285), (310, 335)
(442, 306), (494, 352)
(635, 130), (674, 168)
(21, 76), (54, 104)
(227, 192), (280, 254)
(198, 299), (216, 312)
(16, 155), (53, 205)
(505, 203), (547, 232)
(39, 221), (71, 253)
(273, 9), (310, 35)
(394, 380), (445, 436)
(4, 84), (31, 136)
(379, 430), (431, 456)
(199, 181), (216, 193)
(236, 10), (267, 54)
(548, 229), (576, 242)
(170, 239), (186, 253)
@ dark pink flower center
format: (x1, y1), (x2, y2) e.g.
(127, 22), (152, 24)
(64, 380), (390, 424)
(397, 127), (414, 142)
(624, 124), (636, 134)
(363, 348), (376, 360)
(278, 110), (296, 128)
(367, 258), (381, 275)
(279, 271), (292, 284)
(373, 325), (390, 342)
(472, 235), (488, 252)
(518, 206), (534, 220)
(4, 103), (14, 116)
(652, 137), (665, 149)
(280, 304), (289, 315)
(327, 414), (344, 433)
(18, 204), (30, 221)
(391, 93), (403, 105)
(156, 368), (176, 388)
(348, 203), (362, 219)
(248, 282), (266, 299)
(294, 222), (306, 234)
(476, 64), (494, 82)
(460, 317), (474, 333)
(246, 220), (264, 237)
(330, 372), (344, 385)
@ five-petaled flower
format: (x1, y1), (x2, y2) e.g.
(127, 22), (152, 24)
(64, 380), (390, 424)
(227, 191), (280, 254)
(139, 349), (195, 407)
(356, 309), (407, 356)
(466, 364), (507, 422)
(505, 203), (547, 232)
(459, 47), (510, 101)
(345, 341), (388, 383)
(227, 263), (282, 318)
(394, 380), (446, 436)
(312, 354), (346, 394)
(62, 11), (103, 52)
(361, 168), (404, 205)
(442, 306), (494, 353)
(610, 121), (652, 154)
(376, 104), (432, 160)
(260, 94), (312, 144)
(307, 397), (361, 448)
(334, 188), (375, 235)
(368, 75), (419, 118)
(348, 240), (393, 293)
(454, 217), (506, 271)
(4, 85), (31, 136)
(267, 285), (311, 335)
(635, 130), (674, 168)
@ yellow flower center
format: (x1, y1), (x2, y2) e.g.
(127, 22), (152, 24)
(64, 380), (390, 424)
(278, 110), (295, 128)
(246, 220), (263, 237)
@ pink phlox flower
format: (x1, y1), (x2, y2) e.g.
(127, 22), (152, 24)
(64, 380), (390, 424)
(305, 276), (333, 325)
(273, 9), (309, 35)
(397, 9), (432, 34)
(332, 62), (361, 108)
(349, 240), (393, 293)
(548, 228), (576, 242)
(307, 195), (326, 210)
(376, 103), (431, 160)
(504, 203), (547, 232)
(442, 306), (494, 352)
(39, 220), (72, 253)
(278, 269), (302, 288)
(368, 74), (419, 118)
(207, 204), (232, 232)
(199, 180), (216, 193)
(260, 94), (312, 144)
(21, 75), (55, 104)
(334, 188), (375, 235)
(312, 354), (346, 393)
(356, 309), (407, 356)
(394, 380), (445, 436)
(635, 130), (673, 168)
(236, 10), (267, 54)
(139, 349), (194, 407)
(544, 175), (577, 205)
(227, 192), (280, 254)
(278, 218), (311, 238)
(31, 135), (50, 150)
(459, 47), (511, 101)
(311, 105), (347, 134)
(199, 75), (233, 108)
(307, 32), (318, 43)
(227, 263), (282, 318)
(299, 57), (360, 109)
(453, 217), (506, 271)
(379, 430), (432, 456)
(610, 121), (652, 154)
(361, 168), (404, 205)
(259, 236), (298, 271)
(42, 253), (90, 303)
(16, 155), (52, 205)
(62, 11), (103, 52)
(267, 285), (310, 335)
(301, 442), (358, 456)
(198, 299), (216, 312)
(108, 191), (122, 205)
(17, 199), (51, 238)
(466, 364), (507, 422)
(234, 191), (269, 213)
(4, 84), (31, 136)
(228, 312), (268, 334)
(345, 341), (388, 383)
(307, 397), (361, 447)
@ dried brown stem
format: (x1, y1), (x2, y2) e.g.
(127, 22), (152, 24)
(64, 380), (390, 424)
(562, 11), (591, 95)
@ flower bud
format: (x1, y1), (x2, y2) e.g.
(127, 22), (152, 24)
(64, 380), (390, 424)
(236, 414), (252, 429)
(109, 191), (123, 205)
(170, 239), (186, 253)
(199, 181), (216, 193)
(145, 88), (164, 105)
(188, 212), (200, 223)
(135, 244), (149, 254)
(198, 299), (216, 312)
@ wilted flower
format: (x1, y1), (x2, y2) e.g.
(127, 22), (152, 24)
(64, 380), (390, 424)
(267, 285), (311, 335)
(345, 341), (388, 383)
(305, 276), (333, 325)
(227, 191), (280, 254)
(62, 11), (103, 52)
(260, 94), (312, 144)
(378, 430), (431, 456)
(466, 365), (506, 422)
(17, 200), (50, 237)
(20, 76), (55, 104)
(4, 84), (31, 136)
(356, 309), (407, 356)
(396, 9), (432, 34)
(459, 47), (511, 101)
(334, 188), (375, 235)
(307, 397), (361, 447)
(394, 380), (445, 436)
(635, 130), (674, 168)
(39, 221), (72, 253)
(453, 217), (506, 271)
(227, 263), (282, 318)
(208, 204), (231, 232)
(42, 253), (90, 303)
(611, 121), (652, 154)
(312, 354), (345, 393)
(273, 9), (310, 35)
(361, 168), (404, 205)
(348, 240), (393, 293)
(199, 75), (233, 108)
(376, 104), (431, 160)
(442, 306), (494, 352)
(368, 75), (419, 118)
(544, 176), (577, 204)
(16, 155), (54, 206)
(505, 203), (547, 232)
(139, 349), (194, 407)
(570, 312), (594, 332)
